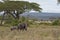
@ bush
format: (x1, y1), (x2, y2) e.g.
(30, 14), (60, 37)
(11, 19), (19, 26)
(5, 19), (19, 26)
(5, 16), (27, 26)
(52, 19), (60, 25)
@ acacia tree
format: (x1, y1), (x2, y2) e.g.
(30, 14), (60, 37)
(0, 0), (42, 24)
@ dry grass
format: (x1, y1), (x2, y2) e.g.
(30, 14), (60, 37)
(0, 25), (60, 40)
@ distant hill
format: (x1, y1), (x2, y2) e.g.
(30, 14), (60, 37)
(20, 12), (60, 20)
(0, 12), (60, 20)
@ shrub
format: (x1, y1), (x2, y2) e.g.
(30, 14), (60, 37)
(11, 19), (19, 26)
(5, 19), (19, 26)
(52, 19), (60, 25)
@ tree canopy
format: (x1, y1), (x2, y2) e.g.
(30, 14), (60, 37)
(0, 1), (42, 12)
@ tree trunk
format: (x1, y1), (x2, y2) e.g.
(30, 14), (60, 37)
(16, 13), (19, 19)
(0, 13), (5, 25)
(9, 13), (16, 19)
(9, 10), (19, 19)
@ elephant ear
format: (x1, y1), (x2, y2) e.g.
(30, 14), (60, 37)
(58, 0), (60, 2)
(57, 0), (60, 5)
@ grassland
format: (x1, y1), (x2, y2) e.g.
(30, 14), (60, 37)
(0, 24), (60, 40)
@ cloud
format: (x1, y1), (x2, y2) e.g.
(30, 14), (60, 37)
(24, 0), (60, 13)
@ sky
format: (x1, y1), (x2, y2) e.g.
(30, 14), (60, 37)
(0, 0), (60, 13)
(24, 0), (60, 13)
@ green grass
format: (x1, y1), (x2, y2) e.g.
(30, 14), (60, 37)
(0, 24), (60, 40)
